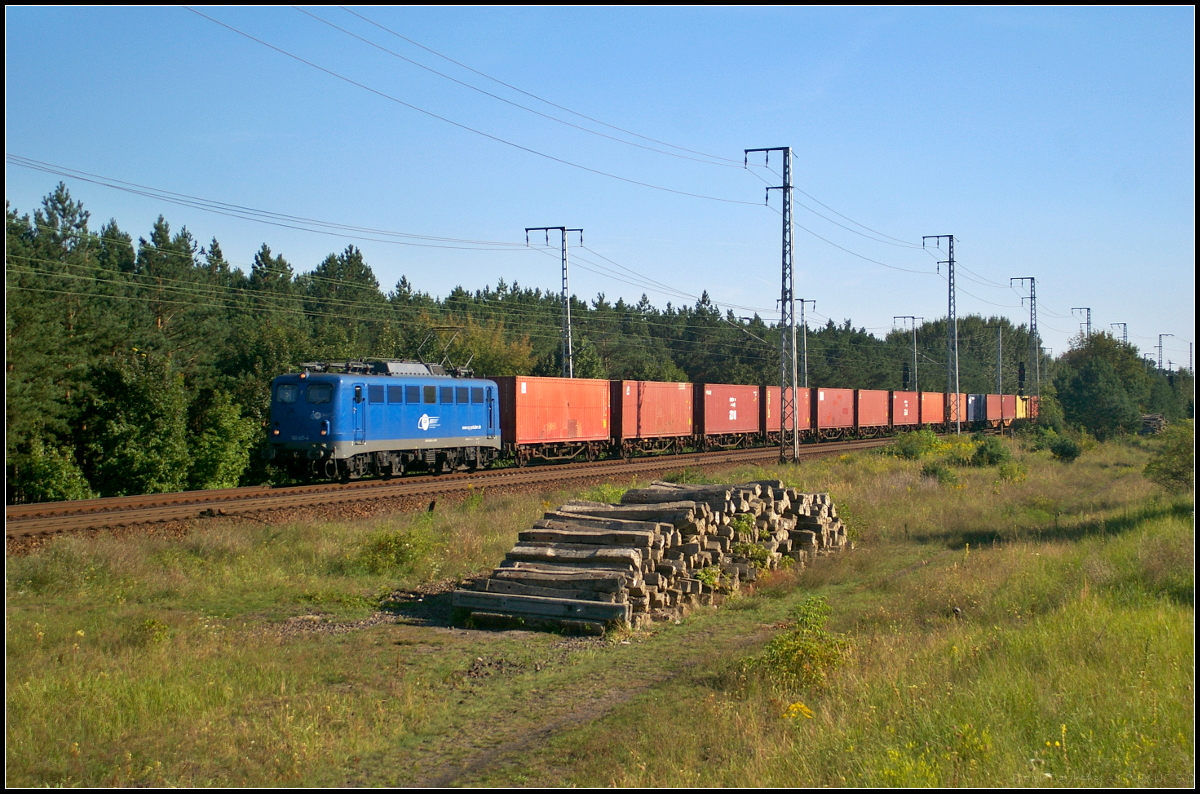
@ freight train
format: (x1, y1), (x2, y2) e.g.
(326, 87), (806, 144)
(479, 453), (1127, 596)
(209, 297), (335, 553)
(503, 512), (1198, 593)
(264, 360), (1039, 481)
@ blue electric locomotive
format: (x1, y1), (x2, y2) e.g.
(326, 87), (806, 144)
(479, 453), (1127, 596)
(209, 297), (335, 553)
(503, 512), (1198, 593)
(265, 360), (500, 480)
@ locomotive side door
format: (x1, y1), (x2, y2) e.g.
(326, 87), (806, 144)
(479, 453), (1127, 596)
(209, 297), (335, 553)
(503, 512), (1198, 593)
(352, 383), (366, 444)
(486, 386), (496, 439)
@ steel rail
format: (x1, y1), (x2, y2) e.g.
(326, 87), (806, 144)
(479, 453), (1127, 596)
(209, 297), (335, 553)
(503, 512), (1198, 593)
(6, 438), (894, 539)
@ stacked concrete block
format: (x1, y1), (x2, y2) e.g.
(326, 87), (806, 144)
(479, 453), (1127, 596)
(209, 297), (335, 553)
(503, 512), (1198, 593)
(452, 480), (847, 633)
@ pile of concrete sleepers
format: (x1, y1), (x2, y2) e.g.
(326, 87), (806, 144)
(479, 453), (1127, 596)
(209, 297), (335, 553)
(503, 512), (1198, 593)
(452, 480), (847, 634)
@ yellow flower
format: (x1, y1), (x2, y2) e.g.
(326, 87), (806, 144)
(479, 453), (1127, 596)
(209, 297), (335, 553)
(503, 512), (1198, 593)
(784, 701), (814, 720)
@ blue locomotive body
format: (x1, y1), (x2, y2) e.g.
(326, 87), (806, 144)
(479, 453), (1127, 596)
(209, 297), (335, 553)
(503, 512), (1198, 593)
(266, 361), (500, 479)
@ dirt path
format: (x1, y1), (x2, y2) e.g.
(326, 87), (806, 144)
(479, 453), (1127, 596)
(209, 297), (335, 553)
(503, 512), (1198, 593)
(370, 615), (777, 788)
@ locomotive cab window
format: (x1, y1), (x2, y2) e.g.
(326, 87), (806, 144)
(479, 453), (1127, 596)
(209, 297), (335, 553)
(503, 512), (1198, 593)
(440, 386), (454, 404)
(456, 387), (469, 404)
(306, 384), (333, 404)
(423, 386), (437, 404)
(276, 384), (298, 404)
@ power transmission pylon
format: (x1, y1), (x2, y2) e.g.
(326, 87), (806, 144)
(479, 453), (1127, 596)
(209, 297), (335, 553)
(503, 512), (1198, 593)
(1011, 277), (1039, 398)
(1073, 307), (1092, 339)
(746, 146), (798, 461)
(925, 235), (959, 433)
(894, 315), (923, 392)
(799, 299), (815, 387)
(1111, 322), (1127, 344)
(1158, 334), (1175, 371)
(525, 226), (583, 377)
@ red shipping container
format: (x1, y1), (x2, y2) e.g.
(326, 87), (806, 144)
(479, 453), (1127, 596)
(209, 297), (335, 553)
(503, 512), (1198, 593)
(612, 380), (692, 440)
(857, 390), (890, 428)
(816, 388), (855, 429)
(695, 384), (760, 435)
(1001, 395), (1016, 421)
(892, 391), (920, 426)
(947, 393), (969, 425)
(986, 394), (1002, 422)
(920, 392), (945, 425)
(494, 376), (610, 445)
(762, 386), (813, 432)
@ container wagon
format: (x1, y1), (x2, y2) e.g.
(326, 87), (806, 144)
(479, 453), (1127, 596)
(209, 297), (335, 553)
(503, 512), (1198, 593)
(920, 391), (945, 427)
(695, 383), (761, 449)
(493, 376), (610, 464)
(815, 388), (855, 439)
(891, 391), (920, 429)
(762, 385), (813, 442)
(612, 380), (693, 455)
(1001, 395), (1016, 427)
(856, 390), (890, 436)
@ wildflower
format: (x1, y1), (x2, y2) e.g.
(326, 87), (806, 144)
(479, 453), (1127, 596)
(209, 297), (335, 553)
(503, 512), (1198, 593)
(783, 701), (814, 720)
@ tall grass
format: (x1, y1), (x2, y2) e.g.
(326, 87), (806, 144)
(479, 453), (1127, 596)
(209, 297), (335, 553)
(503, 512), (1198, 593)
(6, 437), (1192, 787)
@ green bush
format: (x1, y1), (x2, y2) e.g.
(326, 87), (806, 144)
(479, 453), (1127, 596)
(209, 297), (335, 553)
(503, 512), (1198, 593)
(970, 434), (1012, 467)
(1049, 435), (1082, 463)
(7, 439), (96, 503)
(730, 542), (772, 570)
(921, 461), (959, 486)
(750, 596), (850, 691)
(997, 460), (1028, 483)
(892, 429), (939, 460)
(1143, 419), (1194, 493)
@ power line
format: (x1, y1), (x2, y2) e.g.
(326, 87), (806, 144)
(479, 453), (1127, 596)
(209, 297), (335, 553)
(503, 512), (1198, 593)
(339, 7), (752, 169)
(185, 7), (762, 207)
(296, 7), (744, 170)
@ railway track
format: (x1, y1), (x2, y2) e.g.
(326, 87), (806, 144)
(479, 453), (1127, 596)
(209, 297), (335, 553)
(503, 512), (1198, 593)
(5, 438), (894, 539)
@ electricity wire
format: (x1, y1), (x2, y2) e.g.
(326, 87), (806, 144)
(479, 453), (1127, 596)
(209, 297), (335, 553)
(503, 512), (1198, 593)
(185, 7), (762, 207)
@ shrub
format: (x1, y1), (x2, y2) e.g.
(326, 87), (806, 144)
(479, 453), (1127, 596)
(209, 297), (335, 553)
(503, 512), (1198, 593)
(750, 596), (850, 690)
(997, 460), (1028, 483)
(7, 439), (96, 503)
(730, 542), (772, 570)
(1049, 435), (1082, 463)
(970, 434), (1012, 467)
(1143, 419), (1194, 493)
(694, 566), (722, 588)
(921, 461), (958, 486)
(892, 429), (939, 460)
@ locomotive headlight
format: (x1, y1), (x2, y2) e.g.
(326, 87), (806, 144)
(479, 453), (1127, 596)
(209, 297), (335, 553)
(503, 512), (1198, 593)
(272, 429), (280, 436)
(320, 429), (327, 436)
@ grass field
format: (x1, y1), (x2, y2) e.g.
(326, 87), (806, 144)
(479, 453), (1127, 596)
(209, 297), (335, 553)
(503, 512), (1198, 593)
(6, 435), (1193, 787)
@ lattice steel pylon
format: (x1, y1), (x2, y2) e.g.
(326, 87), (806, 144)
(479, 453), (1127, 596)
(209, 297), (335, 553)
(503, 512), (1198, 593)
(925, 235), (959, 432)
(746, 146), (799, 461)
(526, 226), (583, 377)
(1011, 276), (1039, 397)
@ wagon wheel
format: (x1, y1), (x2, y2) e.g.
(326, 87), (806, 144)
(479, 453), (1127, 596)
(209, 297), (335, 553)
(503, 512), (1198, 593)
(516, 449), (530, 468)
(585, 444), (598, 462)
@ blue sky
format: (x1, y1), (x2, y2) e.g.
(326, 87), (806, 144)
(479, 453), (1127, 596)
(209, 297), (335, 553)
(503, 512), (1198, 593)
(5, 6), (1195, 367)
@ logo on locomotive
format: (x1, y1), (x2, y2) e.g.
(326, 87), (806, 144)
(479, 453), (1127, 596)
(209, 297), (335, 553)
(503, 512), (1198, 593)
(418, 414), (441, 431)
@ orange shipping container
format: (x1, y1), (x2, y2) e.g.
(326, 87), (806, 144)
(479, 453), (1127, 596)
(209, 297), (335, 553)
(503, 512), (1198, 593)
(857, 389), (890, 428)
(494, 376), (610, 445)
(920, 392), (945, 425)
(816, 388), (855, 429)
(612, 380), (692, 440)
(986, 394), (1002, 422)
(1002, 395), (1016, 421)
(892, 391), (920, 426)
(762, 386), (813, 432)
(695, 384), (761, 435)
